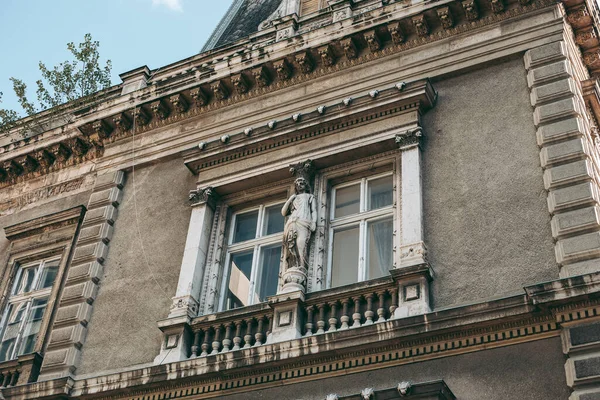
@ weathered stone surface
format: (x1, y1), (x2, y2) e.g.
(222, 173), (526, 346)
(60, 281), (99, 305)
(533, 97), (583, 127)
(537, 117), (585, 146)
(78, 222), (113, 244)
(543, 159), (593, 189)
(540, 137), (587, 167)
(524, 41), (567, 70)
(530, 78), (577, 105)
(72, 242), (109, 264)
(551, 206), (600, 238)
(560, 259), (600, 278)
(556, 232), (600, 264)
(88, 187), (122, 209)
(66, 262), (104, 284)
(527, 60), (573, 88)
(548, 182), (600, 214)
(54, 303), (93, 327)
(569, 322), (600, 347)
(82, 205), (118, 226)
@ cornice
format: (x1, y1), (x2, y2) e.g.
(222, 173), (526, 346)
(4, 206), (85, 241)
(562, 0), (600, 76)
(4, 272), (599, 400)
(0, 0), (556, 189)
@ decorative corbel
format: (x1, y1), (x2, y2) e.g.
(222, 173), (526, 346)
(412, 15), (429, 37)
(363, 29), (381, 52)
(295, 51), (315, 73)
(341, 37), (359, 60)
(32, 150), (55, 170)
(231, 73), (250, 94)
(92, 120), (113, 140)
(211, 80), (229, 101)
(0, 167), (7, 182)
(151, 99), (170, 121)
(566, 4), (591, 29)
(388, 21), (405, 44)
(169, 93), (189, 114)
(361, 388), (375, 400)
(49, 142), (72, 162)
(462, 0), (479, 21)
(65, 137), (90, 157)
(398, 381), (412, 396)
(273, 58), (293, 80)
(133, 107), (151, 126)
(318, 45), (336, 67)
(189, 187), (218, 208)
(576, 27), (598, 49)
(252, 66), (271, 88)
(490, 0), (504, 13)
(437, 7), (454, 29)
(289, 159), (316, 183)
(584, 50), (600, 69)
(190, 86), (209, 106)
(113, 112), (132, 132)
(325, 395), (339, 400)
(3, 160), (23, 177)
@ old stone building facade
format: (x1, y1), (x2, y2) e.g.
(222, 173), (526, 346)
(1, 0), (600, 398)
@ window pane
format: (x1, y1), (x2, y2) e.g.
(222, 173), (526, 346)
(0, 339), (15, 362)
(13, 266), (38, 295)
(334, 184), (361, 218)
(257, 246), (281, 302)
(367, 218), (393, 280)
(368, 176), (393, 211)
(263, 205), (285, 236)
(232, 211), (259, 243)
(226, 251), (255, 309)
(17, 298), (47, 356)
(38, 261), (59, 290)
(331, 226), (360, 287)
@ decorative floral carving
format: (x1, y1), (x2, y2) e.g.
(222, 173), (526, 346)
(437, 7), (454, 29)
(190, 86), (209, 106)
(318, 45), (336, 67)
(169, 93), (189, 114)
(388, 21), (404, 44)
(151, 99), (170, 121)
(462, 0), (479, 21)
(395, 127), (423, 149)
(274, 58), (293, 80)
(189, 187), (218, 206)
(412, 15), (429, 37)
(295, 51), (315, 73)
(211, 80), (229, 101)
(231, 73), (250, 94)
(252, 66), (271, 87)
(363, 30), (381, 52)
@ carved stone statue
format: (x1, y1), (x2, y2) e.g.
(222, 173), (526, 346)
(280, 161), (317, 293)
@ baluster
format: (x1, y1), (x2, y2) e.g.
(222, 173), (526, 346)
(200, 328), (210, 356)
(232, 321), (243, 351)
(328, 302), (338, 332)
(254, 317), (265, 346)
(305, 306), (315, 336)
(389, 287), (398, 317)
(222, 323), (233, 352)
(243, 319), (253, 348)
(9, 370), (18, 387)
(352, 296), (362, 328)
(267, 315), (273, 338)
(191, 330), (202, 357)
(364, 293), (375, 325)
(316, 303), (326, 334)
(340, 299), (350, 330)
(1, 371), (9, 387)
(377, 291), (386, 323)
(211, 325), (221, 355)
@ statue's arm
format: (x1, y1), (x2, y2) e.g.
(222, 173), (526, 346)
(310, 195), (317, 231)
(281, 194), (296, 217)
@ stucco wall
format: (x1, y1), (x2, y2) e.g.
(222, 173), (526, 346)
(422, 57), (557, 308)
(219, 338), (570, 400)
(77, 158), (196, 375)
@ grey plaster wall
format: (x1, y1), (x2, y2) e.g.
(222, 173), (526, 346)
(77, 159), (196, 375)
(422, 57), (557, 308)
(220, 338), (570, 400)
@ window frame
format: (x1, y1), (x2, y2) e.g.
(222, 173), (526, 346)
(219, 200), (286, 311)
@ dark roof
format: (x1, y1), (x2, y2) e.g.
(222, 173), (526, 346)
(203, 0), (283, 51)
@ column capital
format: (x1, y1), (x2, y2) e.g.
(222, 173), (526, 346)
(188, 187), (218, 208)
(395, 127), (424, 150)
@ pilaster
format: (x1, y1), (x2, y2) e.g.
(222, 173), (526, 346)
(525, 41), (600, 278)
(38, 171), (125, 381)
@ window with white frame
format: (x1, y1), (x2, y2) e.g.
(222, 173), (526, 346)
(0, 257), (60, 362)
(221, 202), (286, 310)
(328, 173), (394, 288)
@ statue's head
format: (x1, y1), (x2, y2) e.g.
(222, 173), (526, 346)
(294, 177), (310, 194)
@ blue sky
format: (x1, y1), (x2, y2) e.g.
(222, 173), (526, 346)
(0, 0), (233, 113)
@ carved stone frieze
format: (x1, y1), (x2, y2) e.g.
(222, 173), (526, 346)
(295, 51), (315, 73)
(252, 66), (271, 87)
(133, 107), (151, 126)
(412, 15), (429, 37)
(387, 21), (405, 44)
(437, 6), (454, 29)
(364, 29), (381, 52)
(169, 93), (189, 114)
(211, 80), (229, 101)
(113, 112), (132, 132)
(341, 37), (358, 59)
(273, 58), (293, 80)
(231, 73), (250, 94)
(190, 86), (209, 106)
(150, 99), (170, 121)
(318, 44), (336, 66)
(490, 0), (504, 13)
(462, 0), (479, 21)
